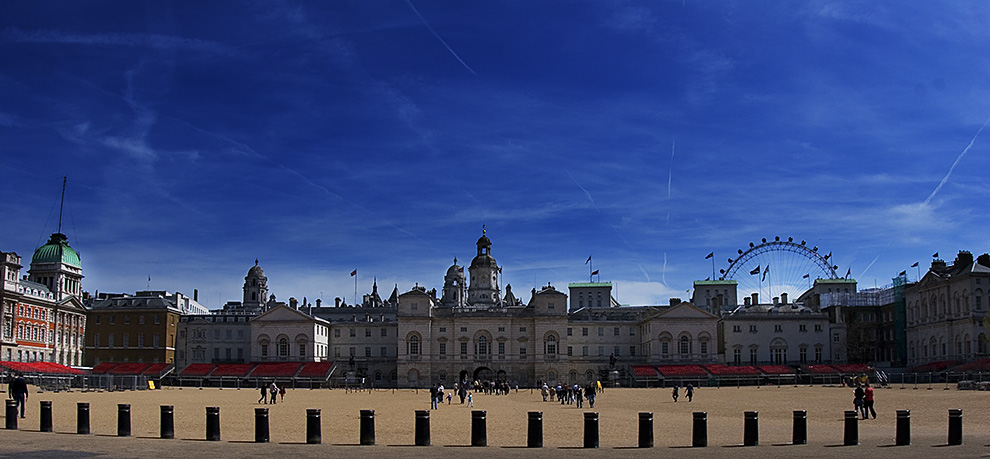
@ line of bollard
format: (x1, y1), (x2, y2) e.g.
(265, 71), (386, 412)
(792, 410), (807, 445)
(360, 409), (375, 445)
(743, 411), (758, 446)
(895, 409), (910, 446)
(471, 410), (487, 447)
(638, 412), (653, 448)
(692, 412), (707, 447)
(5, 400), (17, 430)
(206, 407), (221, 441)
(161, 405), (175, 439)
(40, 401), (53, 433)
(947, 408), (962, 446)
(414, 410), (430, 446)
(255, 408), (269, 443)
(583, 412), (599, 448)
(118, 404), (131, 437)
(77, 402), (90, 435)
(843, 410), (858, 446)
(527, 411), (543, 448)
(306, 409), (321, 444)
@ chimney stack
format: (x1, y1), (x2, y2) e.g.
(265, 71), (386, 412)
(773, 296), (779, 306)
(781, 292), (788, 304)
(751, 293), (758, 305)
(193, 289), (198, 302)
(744, 297), (751, 307)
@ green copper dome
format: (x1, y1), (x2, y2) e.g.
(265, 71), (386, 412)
(31, 233), (81, 267)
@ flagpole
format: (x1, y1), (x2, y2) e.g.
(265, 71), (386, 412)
(354, 271), (358, 305)
(711, 252), (715, 280)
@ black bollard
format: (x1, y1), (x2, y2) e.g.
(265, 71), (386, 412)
(40, 401), (53, 433)
(843, 410), (858, 446)
(792, 410), (807, 445)
(528, 411), (543, 448)
(306, 409), (321, 444)
(584, 412), (599, 448)
(360, 409), (376, 445)
(5, 400), (17, 430)
(948, 409), (962, 446)
(895, 409), (910, 446)
(471, 410), (487, 447)
(255, 407), (269, 443)
(77, 402), (90, 434)
(692, 412), (708, 447)
(117, 404), (131, 437)
(638, 412), (654, 448)
(206, 407), (220, 441)
(744, 411), (758, 446)
(414, 410), (430, 446)
(161, 405), (175, 439)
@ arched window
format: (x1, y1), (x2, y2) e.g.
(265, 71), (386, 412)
(278, 338), (289, 358)
(409, 335), (420, 355)
(545, 335), (557, 355)
(547, 370), (556, 382)
(477, 336), (489, 355)
(679, 336), (690, 355)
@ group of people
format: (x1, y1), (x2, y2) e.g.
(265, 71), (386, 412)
(431, 382), (474, 408)
(852, 382), (877, 419)
(671, 383), (695, 402)
(258, 381), (286, 404)
(540, 382), (598, 408)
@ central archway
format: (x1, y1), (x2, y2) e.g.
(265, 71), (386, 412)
(474, 366), (493, 381)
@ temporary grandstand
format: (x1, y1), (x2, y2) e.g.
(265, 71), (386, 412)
(172, 361), (336, 388)
(88, 362), (175, 390)
(0, 361), (86, 391)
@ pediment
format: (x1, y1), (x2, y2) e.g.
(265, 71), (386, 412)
(253, 305), (317, 323)
(655, 302), (717, 320)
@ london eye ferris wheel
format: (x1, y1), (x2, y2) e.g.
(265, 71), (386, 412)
(716, 236), (843, 305)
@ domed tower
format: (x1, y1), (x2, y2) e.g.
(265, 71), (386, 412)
(28, 233), (83, 301)
(468, 229), (501, 306)
(243, 260), (268, 312)
(441, 258), (467, 307)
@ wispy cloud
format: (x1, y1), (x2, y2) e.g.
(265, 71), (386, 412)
(404, 0), (478, 76)
(1, 27), (229, 54)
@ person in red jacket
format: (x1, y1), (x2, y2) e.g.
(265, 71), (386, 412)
(863, 382), (877, 419)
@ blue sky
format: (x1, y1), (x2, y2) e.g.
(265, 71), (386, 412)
(2, 1), (989, 309)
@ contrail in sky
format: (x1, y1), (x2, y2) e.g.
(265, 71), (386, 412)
(564, 167), (600, 212)
(923, 115), (990, 206)
(667, 137), (675, 199)
(638, 264), (651, 283)
(662, 252), (668, 286)
(859, 255), (880, 279)
(405, 0), (478, 76)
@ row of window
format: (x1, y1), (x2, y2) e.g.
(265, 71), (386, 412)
(94, 314), (162, 325)
(730, 345), (824, 364)
(567, 326), (635, 337)
(732, 324), (823, 333)
(334, 328), (390, 338)
(92, 333), (161, 348)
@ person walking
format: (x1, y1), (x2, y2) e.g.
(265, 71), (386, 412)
(672, 383), (680, 402)
(686, 384), (694, 402)
(575, 385), (583, 408)
(279, 385), (286, 402)
(585, 382), (596, 408)
(258, 383), (268, 404)
(853, 384), (865, 419)
(467, 393), (473, 407)
(430, 384), (439, 410)
(8, 373), (28, 418)
(863, 382), (876, 419)
(269, 381), (279, 405)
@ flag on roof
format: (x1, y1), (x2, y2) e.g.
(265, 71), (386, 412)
(933, 252), (939, 258)
(911, 261), (919, 267)
(845, 267), (851, 278)
(591, 270), (599, 276)
(705, 252), (714, 259)
(824, 251), (831, 260)
(585, 256), (592, 264)
(899, 270), (907, 276)
(350, 270), (357, 276)
(750, 265), (761, 275)
(762, 265), (770, 282)
(802, 273), (810, 279)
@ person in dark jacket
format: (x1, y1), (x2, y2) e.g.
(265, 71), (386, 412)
(9, 373), (28, 418)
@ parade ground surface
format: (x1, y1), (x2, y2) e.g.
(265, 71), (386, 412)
(1, 384), (989, 458)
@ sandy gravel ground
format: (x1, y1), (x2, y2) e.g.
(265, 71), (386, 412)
(1, 383), (989, 458)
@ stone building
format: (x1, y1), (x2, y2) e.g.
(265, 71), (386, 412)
(720, 292), (830, 365)
(85, 290), (207, 365)
(905, 251), (990, 365)
(0, 233), (87, 365)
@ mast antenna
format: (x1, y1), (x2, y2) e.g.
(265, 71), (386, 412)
(57, 176), (66, 234)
